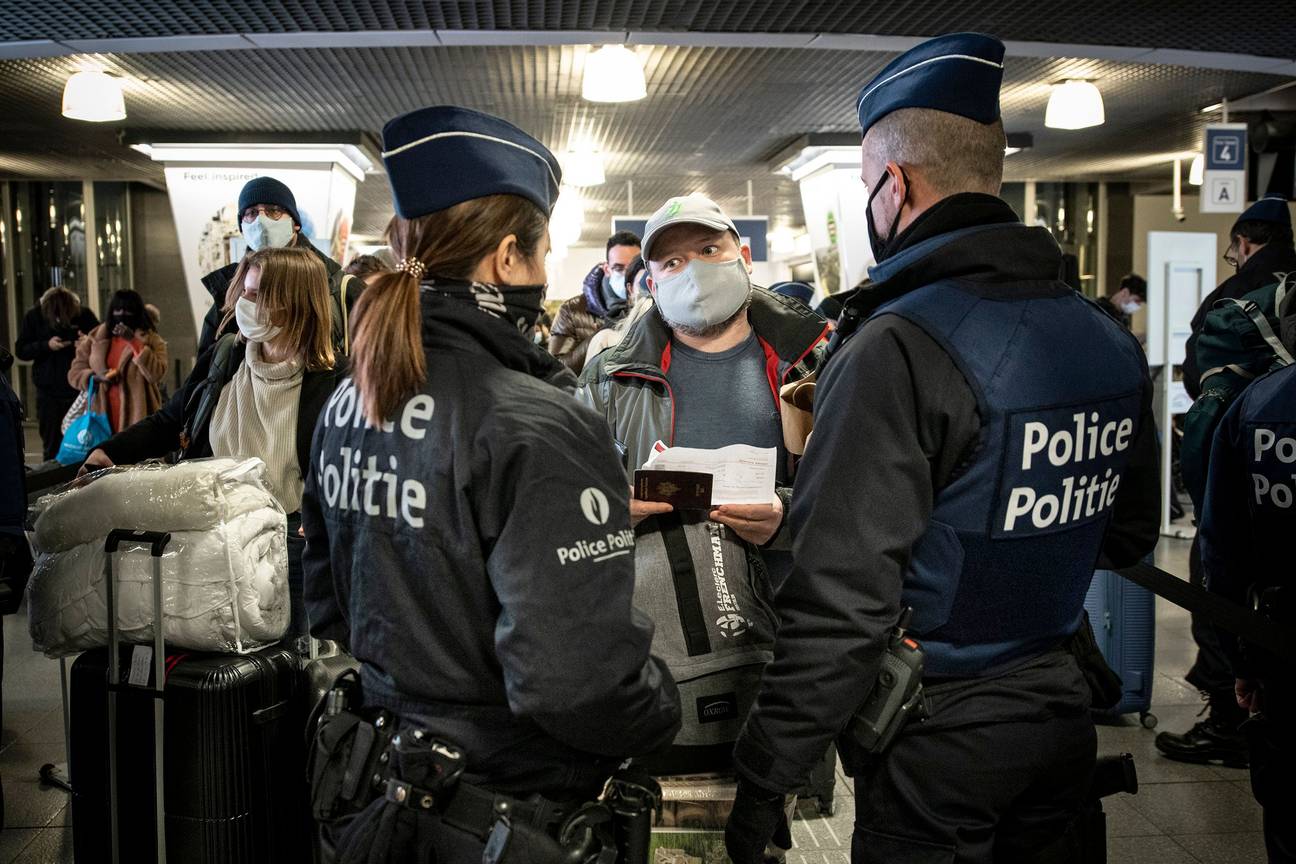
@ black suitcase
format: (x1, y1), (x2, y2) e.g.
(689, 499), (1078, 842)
(69, 529), (309, 863)
(24, 459), (80, 506)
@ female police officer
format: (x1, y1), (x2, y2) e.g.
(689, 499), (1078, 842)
(301, 106), (681, 862)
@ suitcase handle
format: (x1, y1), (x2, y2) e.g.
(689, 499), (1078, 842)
(103, 528), (171, 864)
(105, 529), (172, 557)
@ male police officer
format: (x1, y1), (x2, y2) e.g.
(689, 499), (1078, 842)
(1161, 196), (1296, 769)
(1199, 363), (1296, 861)
(725, 33), (1160, 863)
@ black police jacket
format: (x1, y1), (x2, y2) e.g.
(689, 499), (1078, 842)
(301, 291), (682, 798)
(733, 194), (1161, 792)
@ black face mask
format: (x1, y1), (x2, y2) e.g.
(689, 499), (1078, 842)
(423, 277), (546, 334)
(865, 166), (908, 264)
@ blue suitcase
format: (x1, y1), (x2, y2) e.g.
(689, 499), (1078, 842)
(1084, 568), (1158, 729)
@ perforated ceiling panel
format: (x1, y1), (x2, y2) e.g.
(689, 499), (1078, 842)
(0, 42), (1288, 239)
(2, 1), (1295, 58)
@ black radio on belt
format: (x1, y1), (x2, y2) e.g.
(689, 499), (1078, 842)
(847, 607), (928, 755)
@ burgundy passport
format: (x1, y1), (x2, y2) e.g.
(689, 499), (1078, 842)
(634, 470), (714, 510)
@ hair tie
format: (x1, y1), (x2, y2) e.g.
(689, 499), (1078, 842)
(396, 257), (426, 280)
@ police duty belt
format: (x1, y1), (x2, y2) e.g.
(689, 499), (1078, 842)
(1117, 561), (1296, 665)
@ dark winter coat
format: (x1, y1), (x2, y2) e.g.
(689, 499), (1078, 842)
(15, 305), (100, 400)
(549, 263), (628, 375)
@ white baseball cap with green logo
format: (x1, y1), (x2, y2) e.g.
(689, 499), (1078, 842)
(640, 193), (740, 263)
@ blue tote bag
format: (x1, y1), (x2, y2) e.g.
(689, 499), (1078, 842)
(57, 377), (112, 465)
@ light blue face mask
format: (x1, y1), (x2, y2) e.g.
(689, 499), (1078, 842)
(607, 270), (628, 300)
(653, 257), (751, 333)
(241, 214), (295, 252)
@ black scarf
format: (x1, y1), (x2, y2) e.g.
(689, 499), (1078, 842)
(420, 277), (546, 334)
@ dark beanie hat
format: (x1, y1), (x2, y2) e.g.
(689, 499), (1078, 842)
(1232, 193), (1291, 233)
(238, 176), (302, 227)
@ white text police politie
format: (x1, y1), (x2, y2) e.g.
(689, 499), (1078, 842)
(1002, 410), (1135, 532)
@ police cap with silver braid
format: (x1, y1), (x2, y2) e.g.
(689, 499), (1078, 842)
(381, 105), (562, 219)
(855, 32), (1006, 137)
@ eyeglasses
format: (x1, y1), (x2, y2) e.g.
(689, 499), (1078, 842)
(1223, 242), (1239, 269)
(241, 204), (289, 223)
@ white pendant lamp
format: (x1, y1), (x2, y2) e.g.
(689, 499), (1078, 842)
(563, 146), (606, 187)
(62, 70), (127, 122)
(550, 187), (586, 254)
(1189, 154), (1205, 186)
(582, 45), (647, 103)
(1044, 80), (1104, 130)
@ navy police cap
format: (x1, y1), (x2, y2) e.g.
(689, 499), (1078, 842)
(856, 32), (1006, 137)
(1233, 193), (1291, 230)
(381, 105), (562, 219)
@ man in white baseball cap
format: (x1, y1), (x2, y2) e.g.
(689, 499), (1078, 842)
(576, 192), (829, 776)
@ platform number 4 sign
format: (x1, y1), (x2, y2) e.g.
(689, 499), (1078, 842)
(1201, 123), (1248, 214)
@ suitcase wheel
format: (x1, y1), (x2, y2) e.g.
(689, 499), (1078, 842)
(1140, 712), (1158, 730)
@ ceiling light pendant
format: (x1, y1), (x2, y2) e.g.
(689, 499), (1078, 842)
(550, 186), (586, 252)
(1189, 154), (1205, 186)
(582, 45), (646, 103)
(563, 147), (606, 186)
(1045, 80), (1104, 130)
(62, 70), (126, 122)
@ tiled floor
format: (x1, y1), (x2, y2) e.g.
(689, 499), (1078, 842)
(0, 537), (1264, 862)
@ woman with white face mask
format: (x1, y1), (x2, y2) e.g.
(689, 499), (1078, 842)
(80, 247), (343, 638)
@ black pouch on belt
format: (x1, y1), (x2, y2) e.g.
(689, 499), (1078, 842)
(602, 770), (661, 863)
(309, 706), (398, 823)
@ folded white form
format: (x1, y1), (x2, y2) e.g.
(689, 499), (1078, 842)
(642, 443), (778, 506)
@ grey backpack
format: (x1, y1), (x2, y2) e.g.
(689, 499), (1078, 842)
(633, 513), (778, 747)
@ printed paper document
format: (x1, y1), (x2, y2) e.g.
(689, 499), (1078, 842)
(642, 443), (777, 506)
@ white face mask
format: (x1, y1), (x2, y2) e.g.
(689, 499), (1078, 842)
(235, 296), (282, 344)
(653, 257), (751, 333)
(241, 214), (295, 252)
(1120, 300), (1143, 315)
(608, 270), (628, 300)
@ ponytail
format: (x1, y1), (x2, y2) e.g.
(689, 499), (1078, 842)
(350, 269), (426, 426)
(350, 193), (547, 425)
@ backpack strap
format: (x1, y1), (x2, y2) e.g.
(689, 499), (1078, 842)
(180, 334), (242, 451)
(1227, 297), (1294, 367)
(657, 514), (713, 658)
(1275, 271), (1293, 317)
(339, 274), (355, 356)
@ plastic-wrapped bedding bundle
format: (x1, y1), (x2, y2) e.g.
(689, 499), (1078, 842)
(26, 458), (289, 656)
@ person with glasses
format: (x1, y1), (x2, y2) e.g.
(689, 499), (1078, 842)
(196, 176), (363, 358)
(1158, 194), (1296, 773)
(548, 230), (643, 375)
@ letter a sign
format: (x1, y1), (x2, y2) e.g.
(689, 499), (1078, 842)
(1201, 123), (1248, 213)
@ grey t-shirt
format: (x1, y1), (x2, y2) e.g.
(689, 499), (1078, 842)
(666, 330), (783, 464)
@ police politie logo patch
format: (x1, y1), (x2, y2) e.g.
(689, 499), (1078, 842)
(994, 394), (1142, 538)
(579, 488), (611, 525)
